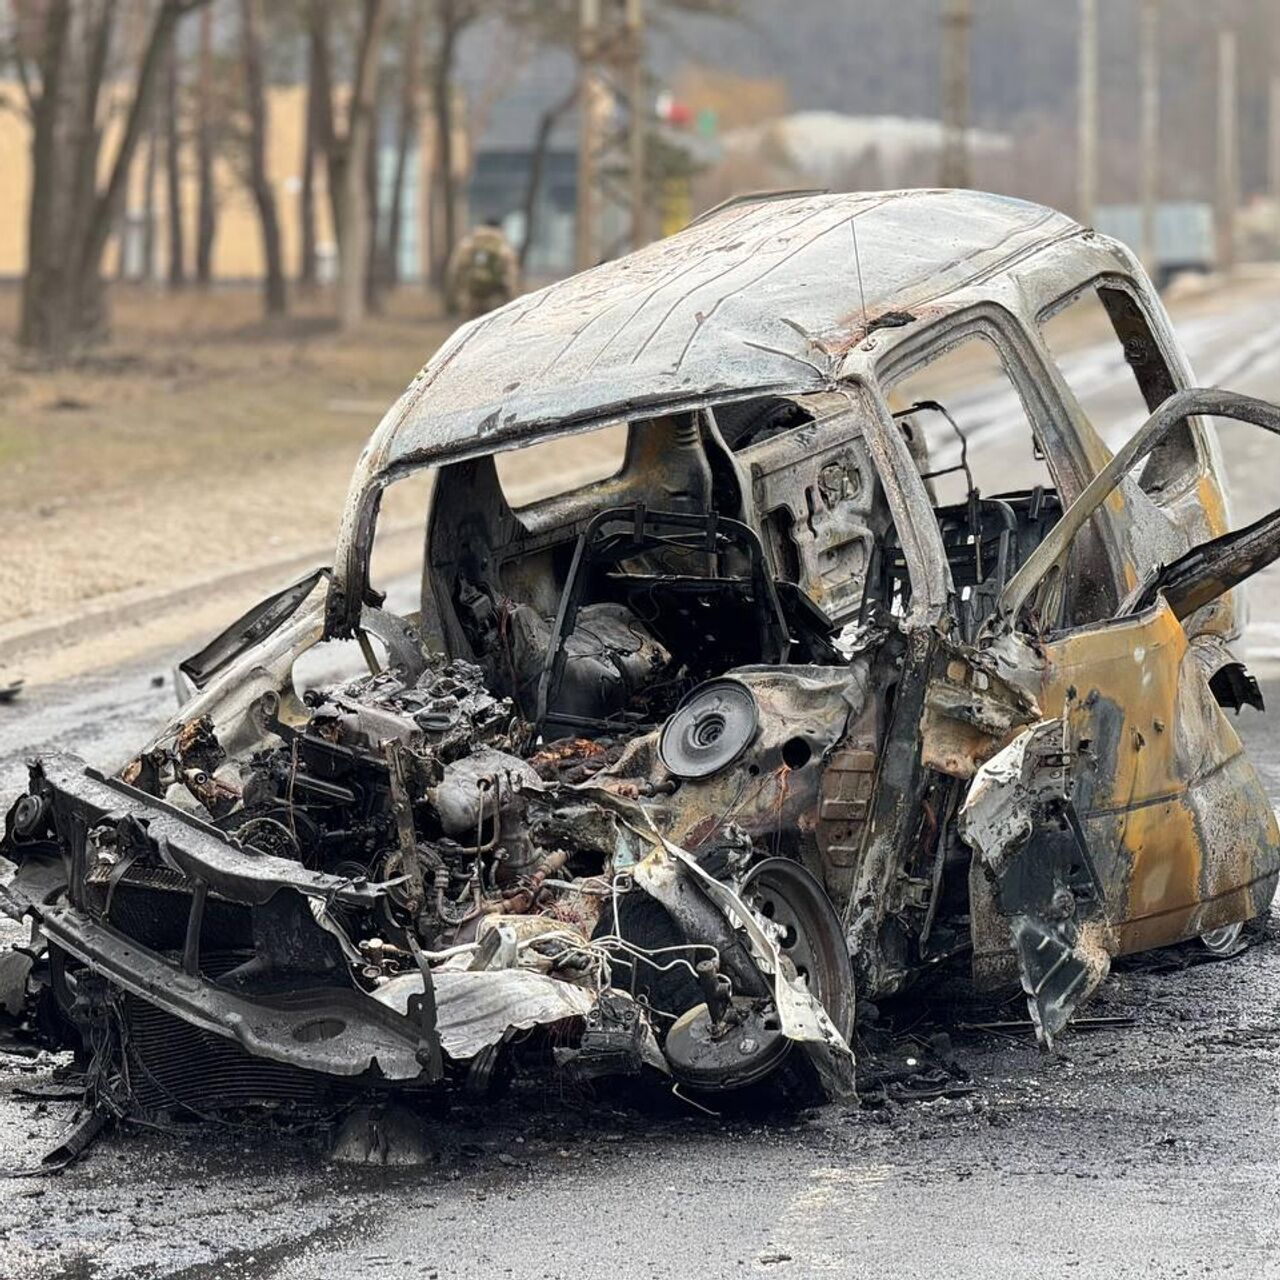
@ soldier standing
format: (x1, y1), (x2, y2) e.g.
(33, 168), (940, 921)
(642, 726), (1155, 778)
(445, 219), (520, 318)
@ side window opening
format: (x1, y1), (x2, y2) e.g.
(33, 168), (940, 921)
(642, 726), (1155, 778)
(293, 470), (435, 696)
(492, 422), (628, 508)
(369, 469), (435, 609)
(888, 337), (1057, 506)
(878, 334), (1104, 639)
(1039, 282), (1198, 498)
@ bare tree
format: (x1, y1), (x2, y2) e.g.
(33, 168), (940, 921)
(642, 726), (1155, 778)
(309, 0), (390, 330)
(298, 15), (321, 287)
(519, 81), (577, 268)
(426, 0), (470, 287)
(141, 98), (159, 281)
(380, 0), (425, 290)
(364, 58), (384, 311)
(422, 1), (530, 285)
(194, 0), (217, 284)
(16, 0), (209, 357)
(238, 0), (286, 314)
(165, 35), (185, 286)
(509, 0), (743, 271)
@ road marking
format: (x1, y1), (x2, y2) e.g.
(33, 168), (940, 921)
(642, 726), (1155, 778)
(755, 1164), (893, 1272)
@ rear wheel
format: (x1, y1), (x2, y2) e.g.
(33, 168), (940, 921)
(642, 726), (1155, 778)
(1200, 921), (1244, 956)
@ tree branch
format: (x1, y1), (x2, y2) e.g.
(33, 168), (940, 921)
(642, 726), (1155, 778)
(81, 0), (209, 282)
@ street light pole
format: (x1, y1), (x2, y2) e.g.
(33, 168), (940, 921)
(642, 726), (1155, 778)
(576, 0), (601, 271)
(626, 0), (647, 251)
(1270, 76), (1280, 246)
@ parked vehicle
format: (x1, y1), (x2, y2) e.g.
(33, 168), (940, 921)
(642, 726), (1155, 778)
(1093, 202), (1216, 287)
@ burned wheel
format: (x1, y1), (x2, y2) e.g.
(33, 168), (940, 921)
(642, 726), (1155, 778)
(739, 858), (856, 1042)
(664, 858), (857, 1099)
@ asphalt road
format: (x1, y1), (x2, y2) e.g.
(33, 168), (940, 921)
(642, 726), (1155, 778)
(4, 278), (1280, 1279)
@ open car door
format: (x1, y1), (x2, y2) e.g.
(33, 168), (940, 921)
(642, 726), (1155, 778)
(962, 389), (1280, 1047)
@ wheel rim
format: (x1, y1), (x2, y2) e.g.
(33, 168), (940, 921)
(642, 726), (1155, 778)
(739, 858), (855, 1041)
(1200, 921), (1244, 956)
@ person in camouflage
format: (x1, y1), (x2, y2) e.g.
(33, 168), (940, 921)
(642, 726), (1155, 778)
(445, 220), (520, 318)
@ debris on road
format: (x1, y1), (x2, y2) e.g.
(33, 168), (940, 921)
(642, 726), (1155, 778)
(2, 190), (1278, 1142)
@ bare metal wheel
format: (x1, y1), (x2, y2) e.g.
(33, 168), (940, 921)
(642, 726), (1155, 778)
(1200, 922), (1244, 956)
(739, 858), (856, 1042)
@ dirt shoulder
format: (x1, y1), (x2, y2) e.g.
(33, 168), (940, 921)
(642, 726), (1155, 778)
(0, 284), (454, 684)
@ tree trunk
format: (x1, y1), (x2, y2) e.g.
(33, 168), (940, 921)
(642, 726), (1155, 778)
(79, 2), (195, 308)
(239, 0), (286, 315)
(384, 0), (424, 289)
(364, 74), (383, 313)
(428, 0), (458, 289)
(19, 0), (195, 357)
(336, 0), (389, 330)
(68, 1), (115, 290)
(18, 0), (73, 354)
(307, 0), (340, 240)
(141, 105), (159, 283)
(519, 83), (577, 270)
(22, 0), (114, 352)
(299, 21), (321, 288)
(165, 35), (186, 286)
(195, 1), (216, 285)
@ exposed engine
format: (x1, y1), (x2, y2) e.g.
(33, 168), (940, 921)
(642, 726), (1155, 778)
(0, 625), (864, 1121)
(121, 654), (645, 965)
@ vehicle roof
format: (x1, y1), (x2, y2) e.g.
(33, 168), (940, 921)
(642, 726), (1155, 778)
(371, 189), (1083, 477)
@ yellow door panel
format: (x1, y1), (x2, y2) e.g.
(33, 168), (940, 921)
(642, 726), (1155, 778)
(1039, 598), (1278, 952)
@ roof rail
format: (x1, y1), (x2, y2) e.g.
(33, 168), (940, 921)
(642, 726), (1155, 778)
(687, 188), (831, 229)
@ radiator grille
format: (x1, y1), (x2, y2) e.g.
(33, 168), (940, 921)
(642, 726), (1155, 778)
(122, 995), (342, 1114)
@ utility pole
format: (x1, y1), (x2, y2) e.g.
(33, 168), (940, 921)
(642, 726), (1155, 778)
(940, 0), (972, 188)
(1139, 0), (1160, 275)
(1272, 3), (1280, 257)
(1217, 27), (1239, 273)
(576, 0), (602, 271)
(576, 0), (649, 268)
(1077, 0), (1098, 224)
(1270, 76), (1280, 245)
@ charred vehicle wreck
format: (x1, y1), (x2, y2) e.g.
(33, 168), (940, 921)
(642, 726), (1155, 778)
(4, 190), (1280, 1123)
